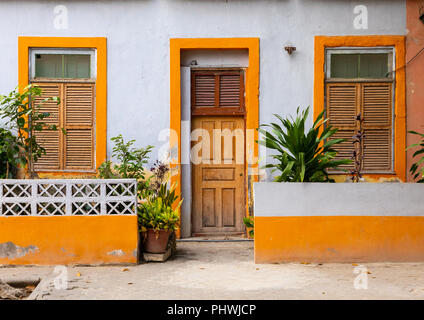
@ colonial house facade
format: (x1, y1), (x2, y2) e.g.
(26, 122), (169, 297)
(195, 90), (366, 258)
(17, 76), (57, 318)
(1, 0), (423, 241)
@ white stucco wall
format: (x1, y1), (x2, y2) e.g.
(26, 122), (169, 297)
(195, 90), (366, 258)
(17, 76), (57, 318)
(254, 182), (424, 217)
(0, 0), (406, 164)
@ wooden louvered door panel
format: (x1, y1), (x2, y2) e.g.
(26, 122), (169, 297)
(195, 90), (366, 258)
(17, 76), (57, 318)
(362, 83), (392, 171)
(194, 74), (216, 107)
(64, 83), (94, 170)
(219, 74), (242, 107)
(191, 70), (244, 116)
(32, 83), (61, 170)
(326, 83), (358, 170)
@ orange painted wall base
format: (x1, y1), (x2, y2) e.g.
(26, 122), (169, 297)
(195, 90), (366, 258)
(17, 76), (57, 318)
(0, 216), (138, 265)
(255, 216), (424, 263)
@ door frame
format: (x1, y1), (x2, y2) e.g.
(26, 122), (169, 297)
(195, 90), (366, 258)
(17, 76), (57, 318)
(170, 38), (260, 238)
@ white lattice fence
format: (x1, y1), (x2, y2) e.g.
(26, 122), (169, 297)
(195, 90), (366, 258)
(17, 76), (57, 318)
(0, 179), (137, 216)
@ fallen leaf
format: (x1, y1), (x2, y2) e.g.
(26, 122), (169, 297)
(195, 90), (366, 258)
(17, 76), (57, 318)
(76, 272), (81, 277)
(300, 262), (310, 265)
(128, 282), (133, 285)
(352, 263), (358, 266)
(199, 267), (205, 270)
(256, 268), (260, 270)
(367, 271), (372, 274)
(121, 268), (129, 272)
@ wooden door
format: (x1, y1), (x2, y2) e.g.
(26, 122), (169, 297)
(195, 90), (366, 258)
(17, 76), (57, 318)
(191, 116), (246, 235)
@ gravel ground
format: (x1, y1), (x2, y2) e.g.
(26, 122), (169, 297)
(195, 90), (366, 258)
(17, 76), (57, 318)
(1, 241), (424, 300)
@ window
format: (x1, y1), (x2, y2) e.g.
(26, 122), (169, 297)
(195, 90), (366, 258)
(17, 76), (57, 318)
(191, 69), (245, 115)
(325, 48), (394, 173)
(30, 49), (96, 171)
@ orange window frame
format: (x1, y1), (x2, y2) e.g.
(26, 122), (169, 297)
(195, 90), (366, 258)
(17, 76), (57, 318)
(18, 36), (107, 176)
(314, 36), (406, 181)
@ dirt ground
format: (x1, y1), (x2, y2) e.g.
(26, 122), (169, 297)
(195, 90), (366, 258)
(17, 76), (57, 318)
(1, 241), (424, 300)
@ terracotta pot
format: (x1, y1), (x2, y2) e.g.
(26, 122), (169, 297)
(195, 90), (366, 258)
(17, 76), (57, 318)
(143, 229), (171, 253)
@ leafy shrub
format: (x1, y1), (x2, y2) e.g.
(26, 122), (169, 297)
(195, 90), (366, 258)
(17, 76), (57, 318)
(243, 216), (254, 238)
(98, 134), (153, 181)
(140, 160), (179, 207)
(0, 84), (60, 178)
(258, 107), (351, 182)
(0, 128), (20, 178)
(407, 130), (424, 182)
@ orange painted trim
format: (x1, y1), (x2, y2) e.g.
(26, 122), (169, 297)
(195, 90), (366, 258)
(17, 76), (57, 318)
(169, 38), (260, 236)
(314, 35), (406, 181)
(0, 216), (138, 265)
(18, 37), (107, 175)
(255, 216), (424, 263)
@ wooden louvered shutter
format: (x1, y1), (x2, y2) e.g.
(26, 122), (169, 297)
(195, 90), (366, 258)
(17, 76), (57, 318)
(191, 70), (244, 115)
(32, 83), (61, 170)
(362, 83), (392, 171)
(326, 83), (358, 170)
(326, 82), (393, 172)
(64, 83), (94, 170)
(194, 74), (215, 107)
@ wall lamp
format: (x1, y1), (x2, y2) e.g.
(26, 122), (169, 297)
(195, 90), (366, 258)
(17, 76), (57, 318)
(284, 46), (296, 55)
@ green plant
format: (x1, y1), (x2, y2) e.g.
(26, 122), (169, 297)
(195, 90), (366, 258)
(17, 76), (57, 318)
(98, 134), (153, 181)
(407, 130), (424, 182)
(243, 216), (254, 238)
(258, 107), (351, 182)
(138, 197), (181, 233)
(0, 128), (20, 178)
(0, 84), (60, 178)
(140, 160), (179, 207)
(351, 114), (365, 182)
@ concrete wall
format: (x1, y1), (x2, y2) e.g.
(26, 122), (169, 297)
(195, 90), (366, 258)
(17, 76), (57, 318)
(254, 182), (424, 263)
(0, 216), (138, 265)
(406, 0), (424, 181)
(0, 0), (406, 165)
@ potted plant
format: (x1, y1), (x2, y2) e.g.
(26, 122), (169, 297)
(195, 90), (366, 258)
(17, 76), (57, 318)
(138, 197), (181, 253)
(138, 161), (182, 254)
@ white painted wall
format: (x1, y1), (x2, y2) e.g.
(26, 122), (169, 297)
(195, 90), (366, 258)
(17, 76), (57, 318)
(254, 182), (424, 217)
(0, 0), (406, 167)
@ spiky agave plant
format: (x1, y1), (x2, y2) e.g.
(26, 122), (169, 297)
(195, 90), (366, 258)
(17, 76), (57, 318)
(258, 107), (351, 182)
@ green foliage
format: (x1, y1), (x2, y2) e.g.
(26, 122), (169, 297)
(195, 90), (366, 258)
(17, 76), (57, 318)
(138, 197), (181, 233)
(0, 84), (60, 178)
(138, 160), (183, 232)
(0, 128), (20, 178)
(97, 134), (153, 181)
(407, 130), (424, 183)
(258, 107), (351, 182)
(140, 160), (179, 207)
(243, 216), (254, 238)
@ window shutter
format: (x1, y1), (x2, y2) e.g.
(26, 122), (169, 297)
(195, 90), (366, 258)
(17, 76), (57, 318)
(326, 83), (358, 169)
(64, 83), (94, 170)
(219, 74), (242, 107)
(32, 83), (61, 170)
(362, 83), (392, 171)
(194, 74), (216, 107)
(192, 70), (244, 115)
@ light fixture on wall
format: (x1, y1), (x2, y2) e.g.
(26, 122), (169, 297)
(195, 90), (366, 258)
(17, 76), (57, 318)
(284, 46), (296, 55)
